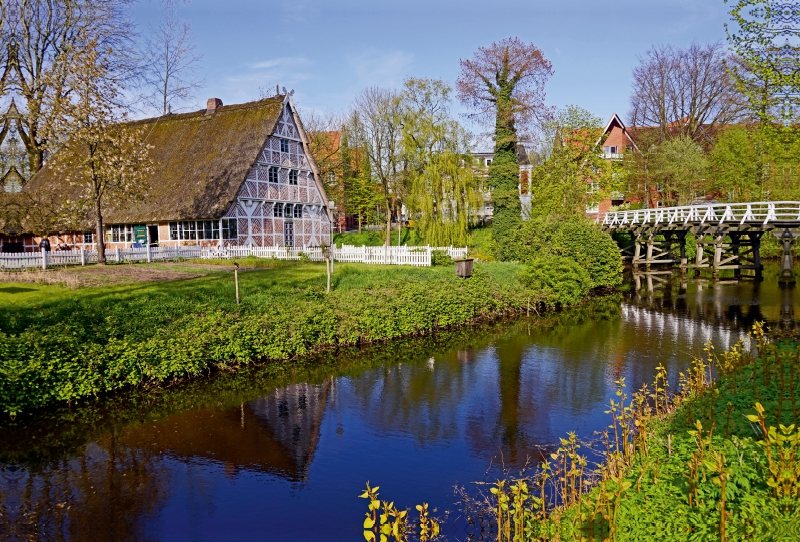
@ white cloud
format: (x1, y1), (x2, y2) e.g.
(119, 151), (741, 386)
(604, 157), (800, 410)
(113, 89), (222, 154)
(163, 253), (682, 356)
(249, 57), (311, 70)
(217, 56), (314, 104)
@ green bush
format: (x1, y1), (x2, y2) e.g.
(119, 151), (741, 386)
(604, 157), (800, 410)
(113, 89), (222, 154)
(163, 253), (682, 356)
(430, 250), (452, 266)
(504, 217), (623, 289)
(518, 256), (591, 307)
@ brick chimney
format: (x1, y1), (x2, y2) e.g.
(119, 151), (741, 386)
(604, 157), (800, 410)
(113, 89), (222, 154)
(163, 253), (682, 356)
(205, 98), (223, 115)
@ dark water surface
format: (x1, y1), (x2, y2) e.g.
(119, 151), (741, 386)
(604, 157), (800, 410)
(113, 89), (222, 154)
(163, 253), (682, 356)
(2, 269), (799, 541)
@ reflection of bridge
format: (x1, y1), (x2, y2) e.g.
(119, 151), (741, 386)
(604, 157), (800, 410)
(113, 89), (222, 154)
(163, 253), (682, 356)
(621, 303), (747, 349)
(602, 202), (800, 282)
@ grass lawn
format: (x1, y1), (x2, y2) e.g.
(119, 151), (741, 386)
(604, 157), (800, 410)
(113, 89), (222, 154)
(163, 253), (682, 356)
(1, 260), (527, 414)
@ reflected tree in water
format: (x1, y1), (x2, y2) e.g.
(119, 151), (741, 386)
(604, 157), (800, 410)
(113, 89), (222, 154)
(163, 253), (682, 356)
(1, 436), (169, 541)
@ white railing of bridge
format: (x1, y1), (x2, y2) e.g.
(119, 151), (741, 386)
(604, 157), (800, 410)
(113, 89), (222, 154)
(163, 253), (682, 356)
(0, 244), (468, 270)
(601, 201), (800, 228)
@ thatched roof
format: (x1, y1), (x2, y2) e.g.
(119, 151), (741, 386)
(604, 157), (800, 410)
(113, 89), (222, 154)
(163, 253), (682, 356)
(24, 96), (289, 225)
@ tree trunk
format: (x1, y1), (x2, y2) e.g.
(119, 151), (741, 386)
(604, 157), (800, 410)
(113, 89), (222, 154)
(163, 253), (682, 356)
(384, 203), (392, 247)
(95, 197), (106, 264)
(358, 215), (362, 234)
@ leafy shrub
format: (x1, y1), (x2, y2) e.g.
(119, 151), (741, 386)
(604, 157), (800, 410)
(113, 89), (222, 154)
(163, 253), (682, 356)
(504, 217), (622, 289)
(547, 219), (623, 289)
(518, 256), (591, 307)
(0, 263), (547, 415)
(430, 250), (452, 266)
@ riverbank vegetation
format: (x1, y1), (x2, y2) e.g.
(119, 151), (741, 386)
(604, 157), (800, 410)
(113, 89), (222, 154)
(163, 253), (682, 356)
(0, 250), (622, 416)
(363, 324), (800, 540)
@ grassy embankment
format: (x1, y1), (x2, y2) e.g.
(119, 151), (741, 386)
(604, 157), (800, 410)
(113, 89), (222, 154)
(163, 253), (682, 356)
(0, 261), (538, 416)
(459, 325), (800, 541)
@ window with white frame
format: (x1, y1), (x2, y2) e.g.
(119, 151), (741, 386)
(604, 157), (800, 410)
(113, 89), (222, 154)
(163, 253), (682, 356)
(83, 230), (94, 244)
(168, 220), (221, 241)
(586, 182), (600, 194)
(107, 225), (134, 243)
(289, 170), (298, 185)
(280, 139), (289, 153)
(293, 204), (303, 218)
(268, 167), (278, 183)
(273, 203), (284, 217)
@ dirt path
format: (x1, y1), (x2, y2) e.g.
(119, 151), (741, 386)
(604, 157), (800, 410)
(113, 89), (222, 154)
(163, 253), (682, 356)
(0, 262), (226, 288)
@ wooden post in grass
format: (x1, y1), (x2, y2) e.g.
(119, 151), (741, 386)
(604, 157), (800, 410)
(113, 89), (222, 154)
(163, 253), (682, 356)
(234, 262), (240, 304)
(322, 244), (332, 293)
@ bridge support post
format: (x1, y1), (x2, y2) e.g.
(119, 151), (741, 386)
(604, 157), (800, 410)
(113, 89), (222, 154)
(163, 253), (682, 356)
(749, 231), (763, 280)
(776, 228), (797, 284)
(730, 232), (742, 278)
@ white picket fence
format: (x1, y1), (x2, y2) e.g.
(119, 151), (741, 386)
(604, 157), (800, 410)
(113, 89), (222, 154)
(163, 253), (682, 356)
(203, 244), (469, 267)
(0, 244), (468, 270)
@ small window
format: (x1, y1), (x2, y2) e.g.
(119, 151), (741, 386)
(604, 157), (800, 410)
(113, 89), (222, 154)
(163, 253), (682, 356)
(273, 203), (283, 218)
(486, 159), (492, 166)
(289, 170), (298, 185)
(83, 230), (94, 244)
(327, 171), (336, 183)
(268, 167), (278, 183)
(222, 218), (238, 240)
(285, 204), (294, 218)
(280, 139), (289, 153)
(293, 204), (303, 218)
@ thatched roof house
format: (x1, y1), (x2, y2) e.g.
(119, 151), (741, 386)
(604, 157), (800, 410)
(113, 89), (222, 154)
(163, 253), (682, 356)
(13, 94), (333, 251)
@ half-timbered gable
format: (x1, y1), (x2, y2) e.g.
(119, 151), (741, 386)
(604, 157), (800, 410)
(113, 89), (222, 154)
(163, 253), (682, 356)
(226, 103), (330, 248)
(16, 95), (332, 251)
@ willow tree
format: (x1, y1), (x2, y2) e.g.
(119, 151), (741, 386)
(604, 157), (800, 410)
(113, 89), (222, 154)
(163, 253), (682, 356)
(43, 38), (152, 264)
(401, 78), (480, 246)
(457, 37), (553, 259)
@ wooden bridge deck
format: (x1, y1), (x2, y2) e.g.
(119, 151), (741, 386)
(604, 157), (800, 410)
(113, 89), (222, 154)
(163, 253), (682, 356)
(600, 202), (800, 282)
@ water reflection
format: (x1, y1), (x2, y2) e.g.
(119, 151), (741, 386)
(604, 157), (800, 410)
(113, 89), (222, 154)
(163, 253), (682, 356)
(112, 382), (331, 482)
(1, 443), (168, 541)
(2, 270), (798, 541)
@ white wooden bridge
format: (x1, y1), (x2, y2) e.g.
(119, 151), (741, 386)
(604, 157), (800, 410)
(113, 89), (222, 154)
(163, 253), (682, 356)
(601, 202), (800, 282)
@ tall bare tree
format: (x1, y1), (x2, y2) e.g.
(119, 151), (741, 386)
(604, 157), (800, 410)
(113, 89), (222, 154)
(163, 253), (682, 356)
(456, 38), (553, 258)
(142, 0), (203, 115)
(1, 0), (138, 176)
(346, 87), (404, 246)
(42, 37), (153, 263)
(629, 42), (748, 140)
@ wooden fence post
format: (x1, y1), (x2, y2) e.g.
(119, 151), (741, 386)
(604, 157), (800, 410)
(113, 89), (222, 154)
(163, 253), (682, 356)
(234, 262), (240, 305)
(146, 243), (152, 263)
(41, 249), (47, 270)
(115, 247), (121, 263)
(80, 246), (86, 266)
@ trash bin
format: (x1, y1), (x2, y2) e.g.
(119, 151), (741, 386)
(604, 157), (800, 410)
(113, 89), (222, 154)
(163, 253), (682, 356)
(455, 258), (474, 278)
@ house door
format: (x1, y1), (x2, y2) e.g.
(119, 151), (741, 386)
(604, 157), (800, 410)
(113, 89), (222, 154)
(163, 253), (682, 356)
(284, 222), (294, 247)
(147, 225), (159, 246)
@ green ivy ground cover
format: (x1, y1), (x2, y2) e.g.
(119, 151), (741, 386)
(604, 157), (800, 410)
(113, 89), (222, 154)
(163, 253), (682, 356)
(0, 262), (538, 416)
(545, 338), (800, 541)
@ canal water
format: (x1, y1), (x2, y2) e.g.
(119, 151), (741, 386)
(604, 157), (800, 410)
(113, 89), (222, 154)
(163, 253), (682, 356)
(1, 268), (798, 541)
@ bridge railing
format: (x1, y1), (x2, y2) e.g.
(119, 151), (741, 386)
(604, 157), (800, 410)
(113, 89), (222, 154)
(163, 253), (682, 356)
(602, 201), (800, 228)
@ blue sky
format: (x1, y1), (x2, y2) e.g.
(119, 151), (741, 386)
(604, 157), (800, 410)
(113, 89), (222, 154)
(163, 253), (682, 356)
(133, 0), (730, 140)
